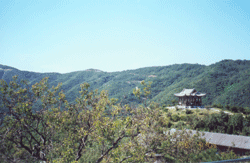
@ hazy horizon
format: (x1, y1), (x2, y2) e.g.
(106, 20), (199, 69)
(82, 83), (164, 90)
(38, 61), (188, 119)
(1, 59), (248, 74)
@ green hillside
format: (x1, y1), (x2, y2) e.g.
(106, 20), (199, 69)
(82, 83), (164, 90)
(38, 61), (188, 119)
(1, 59), (250, 107)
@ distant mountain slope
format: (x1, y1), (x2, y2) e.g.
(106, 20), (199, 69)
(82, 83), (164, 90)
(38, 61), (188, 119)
(1, 59), (250, 107)
(151, 60), (250, 107)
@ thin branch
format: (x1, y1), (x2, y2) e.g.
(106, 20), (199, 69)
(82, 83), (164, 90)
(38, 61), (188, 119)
(119, 155), (132, 163)
(75, 134), (88, 161)
(95, 135), (125, 163)
(95, 131), (140, 163)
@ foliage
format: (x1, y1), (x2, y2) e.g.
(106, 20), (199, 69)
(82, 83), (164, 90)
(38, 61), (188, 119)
(0, 76), (59, 162)
(185, 109), (193, 114)
(171, 114), (180, 122)
(190, 148), (238, 162)
(1, 76), (245, 162)
(223, 105), (249, 114)
(0, 77), (181, 162)
(180, 107), (250, 137)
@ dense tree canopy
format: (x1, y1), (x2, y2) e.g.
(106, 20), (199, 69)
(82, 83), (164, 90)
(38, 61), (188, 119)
(0, 76), (242, 162)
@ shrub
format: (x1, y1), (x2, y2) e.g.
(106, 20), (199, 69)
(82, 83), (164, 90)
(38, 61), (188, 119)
(230, 106), (238, 112)
(171, 114), (180, 122)
(199, 112), (204, 115)
(167, 121), (173, 128)
(186, 109), (193, 114)
(243, 107), (250, 115)
(225, 105), (230, 110)
(184, 115), (193, 121)
(173, 121), (185, 129)
(180, 115), (187, 121)
(163, 107), (169, 112)
(212, 103), (223, 108)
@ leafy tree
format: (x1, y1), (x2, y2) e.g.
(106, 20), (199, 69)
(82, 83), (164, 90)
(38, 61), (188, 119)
(243, 115), (250, 136)
(0, 77), (169, 162)
(0, 76), (62, 162)
(225, 113), (243, 135)
(0, 76), (241, 162)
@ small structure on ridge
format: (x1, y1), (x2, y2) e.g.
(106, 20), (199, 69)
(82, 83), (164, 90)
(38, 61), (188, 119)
(174, 88), (206, 108)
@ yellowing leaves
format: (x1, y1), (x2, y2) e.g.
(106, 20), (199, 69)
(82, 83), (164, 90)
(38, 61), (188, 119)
(1, 76), (229, 163)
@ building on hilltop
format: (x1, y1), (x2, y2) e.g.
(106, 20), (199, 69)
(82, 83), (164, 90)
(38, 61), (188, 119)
(174, 88), (206, 108)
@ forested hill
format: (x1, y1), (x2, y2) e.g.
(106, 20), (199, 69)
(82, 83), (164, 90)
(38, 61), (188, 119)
(1, 59), (250, 107)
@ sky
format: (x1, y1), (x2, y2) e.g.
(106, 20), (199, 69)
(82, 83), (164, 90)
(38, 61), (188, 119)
(0, 0), (249, 73)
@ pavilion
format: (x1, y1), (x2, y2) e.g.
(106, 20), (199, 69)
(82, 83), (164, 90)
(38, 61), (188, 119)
(174, 88), (206, 107)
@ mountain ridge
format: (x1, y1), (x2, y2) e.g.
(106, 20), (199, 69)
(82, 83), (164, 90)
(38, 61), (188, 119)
(1, 59), (250, 107)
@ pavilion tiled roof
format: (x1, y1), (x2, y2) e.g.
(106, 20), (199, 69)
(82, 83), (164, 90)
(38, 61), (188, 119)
(174, 88), (206, 97)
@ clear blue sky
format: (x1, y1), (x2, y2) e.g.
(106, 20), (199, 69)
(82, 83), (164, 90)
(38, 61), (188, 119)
(0, 0), (249, 73)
